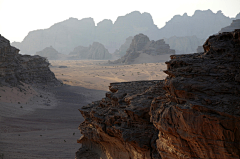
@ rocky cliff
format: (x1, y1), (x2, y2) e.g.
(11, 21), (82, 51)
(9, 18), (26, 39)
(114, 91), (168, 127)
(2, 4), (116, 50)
(0, 35), (61, 87)
(110, 34), (175, 64)
(35, 46), (67, 60)
(76, 30), (240, 159)
(219, 19), (240, 33)
(164, 36), (205, 54)
(69, 42), (112, 60)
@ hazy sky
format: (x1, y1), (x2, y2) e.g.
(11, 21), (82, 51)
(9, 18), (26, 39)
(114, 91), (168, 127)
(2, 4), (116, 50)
(0, 0), (239, 42)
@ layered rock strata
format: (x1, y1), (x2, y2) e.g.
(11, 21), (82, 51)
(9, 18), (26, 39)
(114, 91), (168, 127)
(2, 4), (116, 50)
(77, 30), (240, 159)
(110, 34), (175, 64)
(0, 35), (61, 87)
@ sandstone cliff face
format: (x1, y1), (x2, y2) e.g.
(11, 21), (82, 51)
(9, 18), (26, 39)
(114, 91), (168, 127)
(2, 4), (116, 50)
(0, 35), (61, 87)
(69, 42), (112, 60)
(110, 34), (175, 64)
(77, 30), (240, 159)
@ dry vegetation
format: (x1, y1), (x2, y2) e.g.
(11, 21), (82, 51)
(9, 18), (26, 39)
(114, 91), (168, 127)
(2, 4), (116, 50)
(50, 60), (167, 91)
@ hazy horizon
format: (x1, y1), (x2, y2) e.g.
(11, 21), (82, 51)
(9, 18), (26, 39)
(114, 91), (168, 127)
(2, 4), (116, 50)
(0, 0), (239, 43)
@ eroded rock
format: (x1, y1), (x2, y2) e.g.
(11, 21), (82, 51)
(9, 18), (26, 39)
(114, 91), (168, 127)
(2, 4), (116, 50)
(0, 35), (61, 87)
(77, 30), (240, 159)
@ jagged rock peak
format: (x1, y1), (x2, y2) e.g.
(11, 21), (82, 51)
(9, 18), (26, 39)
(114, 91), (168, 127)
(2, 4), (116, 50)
(110, 34), (175, 64)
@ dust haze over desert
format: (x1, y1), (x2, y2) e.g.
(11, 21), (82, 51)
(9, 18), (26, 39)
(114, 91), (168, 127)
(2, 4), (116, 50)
(0, 0), (240, 159)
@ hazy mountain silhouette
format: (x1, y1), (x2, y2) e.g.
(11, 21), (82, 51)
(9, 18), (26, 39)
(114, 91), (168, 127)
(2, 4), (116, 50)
(12, 10), (238, 55)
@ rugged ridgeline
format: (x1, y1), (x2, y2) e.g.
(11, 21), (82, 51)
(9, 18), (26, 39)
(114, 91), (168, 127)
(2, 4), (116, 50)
(164, 36), (205, 54)
(35, 46), (67, 60)
(159, 10), (232, 39)
(0, 35), (61, 87)
(113, 36), (133, 57)
(76, 30), (240, 159)
(110, 34), (175, 64)
(69, 42), (112, 60)
(219, 19), (240, 33)
(12, 10), (237, 55)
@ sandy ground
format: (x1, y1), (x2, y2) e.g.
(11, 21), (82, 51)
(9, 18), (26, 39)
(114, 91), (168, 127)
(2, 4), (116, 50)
(0, 60), (167, 158)
(50, 60), (167, 91)
(0, 85), (106, 159)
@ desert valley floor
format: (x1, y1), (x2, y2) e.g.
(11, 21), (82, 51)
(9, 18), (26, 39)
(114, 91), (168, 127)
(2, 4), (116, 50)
(0, 60), (167, 159)
(50, 60), (167, 91)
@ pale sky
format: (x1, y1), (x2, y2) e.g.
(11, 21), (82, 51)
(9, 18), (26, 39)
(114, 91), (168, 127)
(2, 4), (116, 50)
(0, 0), (239, 42)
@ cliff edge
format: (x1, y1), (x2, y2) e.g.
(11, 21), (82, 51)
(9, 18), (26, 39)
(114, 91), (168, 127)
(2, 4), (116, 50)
(76, 30), (240, 159)
(0, 34), (61, 87)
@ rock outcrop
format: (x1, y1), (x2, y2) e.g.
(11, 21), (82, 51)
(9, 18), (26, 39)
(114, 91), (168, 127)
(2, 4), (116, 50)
(35, 46), (66, 60)
(219, 19), (240, 33)
(164, 36), (205, 54)
(110, 34), (175, 64)
(77, 30), (240, 159)
(113, 36), (133, 57)
(69, 42), (112, 60)
(0, 35), (61, 87)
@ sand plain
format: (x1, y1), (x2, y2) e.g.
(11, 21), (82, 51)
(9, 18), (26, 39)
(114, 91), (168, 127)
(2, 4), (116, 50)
(50, 60), (167, 91)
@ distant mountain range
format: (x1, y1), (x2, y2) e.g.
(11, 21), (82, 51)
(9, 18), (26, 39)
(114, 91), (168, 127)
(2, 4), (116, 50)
(11, 10), (239, 55)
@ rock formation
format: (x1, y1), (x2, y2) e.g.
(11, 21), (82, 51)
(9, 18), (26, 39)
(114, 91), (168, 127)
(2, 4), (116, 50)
(219, 19), (240, 33)
(159, 10), (232, 39)
(113, 36), (133, 57)
(0, 35), (61, 87)
(196, 45), (204, 53)
(164, 36), (205, 54)
(69, 42), (112, 60)
(110, 34), (175, 64)
(35, 46), (66, 60)
(76, 30), (240, 159)
(12, 10), (237, 55)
